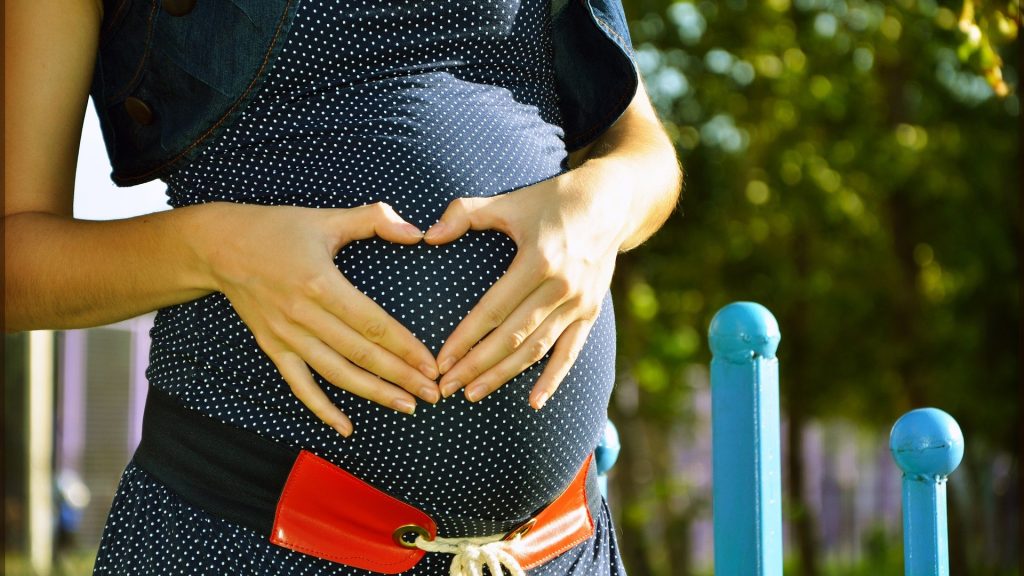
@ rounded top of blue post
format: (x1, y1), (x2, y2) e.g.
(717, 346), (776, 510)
(708, 301), (781, 362)
(890, 408), (964, 478)
(595, 420), (621, 475)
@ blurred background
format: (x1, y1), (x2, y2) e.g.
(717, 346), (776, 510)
(5, 0), (1019, 574)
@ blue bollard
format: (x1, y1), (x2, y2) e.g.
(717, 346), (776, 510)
(708, 302), (784, 576)
(890, 408), (964, 576)
(595, 420), (620, 498)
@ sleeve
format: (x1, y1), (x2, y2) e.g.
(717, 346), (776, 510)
(550, 0), (640, 152)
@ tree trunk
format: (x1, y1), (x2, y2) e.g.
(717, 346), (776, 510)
(785, 231), (821, 576)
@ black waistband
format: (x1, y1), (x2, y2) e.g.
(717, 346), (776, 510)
(134, 386), (299, 534)
(134, 385), (604, 539)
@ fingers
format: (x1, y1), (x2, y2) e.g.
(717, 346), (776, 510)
(307, 268), (439, 380)
(527, 319), (594, 410)
(460, 305), (574, 404)
(298, 333), (420, 416)
(423, 196), (507, 245)
(434, 253), (536, 383)
(298, 302), (440, 403)
(438, 277), (568, 398)
(335, 202), (424, 246)
(271, 350), (354, 437)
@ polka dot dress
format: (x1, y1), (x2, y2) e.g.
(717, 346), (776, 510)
(92, 0), (627, 574)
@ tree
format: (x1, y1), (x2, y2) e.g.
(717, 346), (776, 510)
(611, 0), (1018, 573)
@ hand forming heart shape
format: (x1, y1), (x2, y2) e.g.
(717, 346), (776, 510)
(422, 160), (633, 410)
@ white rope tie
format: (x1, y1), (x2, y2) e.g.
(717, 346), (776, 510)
(414, 532), (526, 576)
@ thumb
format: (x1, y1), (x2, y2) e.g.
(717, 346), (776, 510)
(338, 201), (423, 245)
(423, 196), (505, 245)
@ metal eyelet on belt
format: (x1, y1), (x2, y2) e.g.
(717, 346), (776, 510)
(505, 517), (537, 540)
(392, 524), (431, 549)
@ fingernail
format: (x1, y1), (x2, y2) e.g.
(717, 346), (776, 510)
(420, 385), (440, 404)
(441, 380), (461, 398)
(420, 362), (439, 380)
(403, 223), (423, 237)
(532, 392), (550, 410)
(335, 421), (353, 437)
(425, 222), (447, 241)
(465, 385), (482, 403)
(393, 398), (417, 415)
(438, 357), (455, 374)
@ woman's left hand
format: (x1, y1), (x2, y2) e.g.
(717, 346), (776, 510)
(423, 159), (633, 409)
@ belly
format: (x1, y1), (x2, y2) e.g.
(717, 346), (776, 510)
(165, 74), (569, 222)
(150, 245), (616, 536)
(151, 75), (616, 536)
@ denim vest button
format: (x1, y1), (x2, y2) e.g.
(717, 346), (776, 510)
(124, 97), (154, 125)
(161, 0), (196, 16)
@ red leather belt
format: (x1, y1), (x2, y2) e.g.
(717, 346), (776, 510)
(133, 386), (603, 574)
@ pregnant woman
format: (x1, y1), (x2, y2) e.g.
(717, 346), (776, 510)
(5, 0), (682, 574)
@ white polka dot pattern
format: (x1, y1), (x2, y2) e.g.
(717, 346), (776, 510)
(93, 0), (627, 574)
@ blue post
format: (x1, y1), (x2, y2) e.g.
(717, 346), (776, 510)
(708, 302), (784, 576)
(889, 408), (964, 576)
(595, 420), (620, 498)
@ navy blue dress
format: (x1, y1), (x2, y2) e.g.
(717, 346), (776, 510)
(92, 0), (627, 574)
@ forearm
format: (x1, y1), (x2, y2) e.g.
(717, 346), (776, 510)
(4, 203), (218, 332)
(577, 91), (684, 253)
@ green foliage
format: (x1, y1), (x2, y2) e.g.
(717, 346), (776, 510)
(953, 0), (1018, 96)
(618, 0), (1018, 452)
(610, 0), (1018, 573)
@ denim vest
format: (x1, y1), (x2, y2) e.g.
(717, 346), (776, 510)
(89, 0), (639, 187)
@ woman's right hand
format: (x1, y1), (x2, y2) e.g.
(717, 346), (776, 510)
(5, 0), (431, 436)
(196, 201), (440, 437)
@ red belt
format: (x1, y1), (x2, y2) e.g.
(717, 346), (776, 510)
(134, 385), (602, 574)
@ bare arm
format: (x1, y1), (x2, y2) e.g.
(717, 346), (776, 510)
(4, 0), (442, 435)
(3, 0), (219, 332)
(568, 74), (684, 252)
(4, 208), (222, 332)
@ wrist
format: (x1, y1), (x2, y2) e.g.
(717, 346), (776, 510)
(563, 156), (637, 253)
(178, 201), (234, 293)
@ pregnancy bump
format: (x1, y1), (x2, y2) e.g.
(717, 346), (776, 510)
(109, 0), (627, 569)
